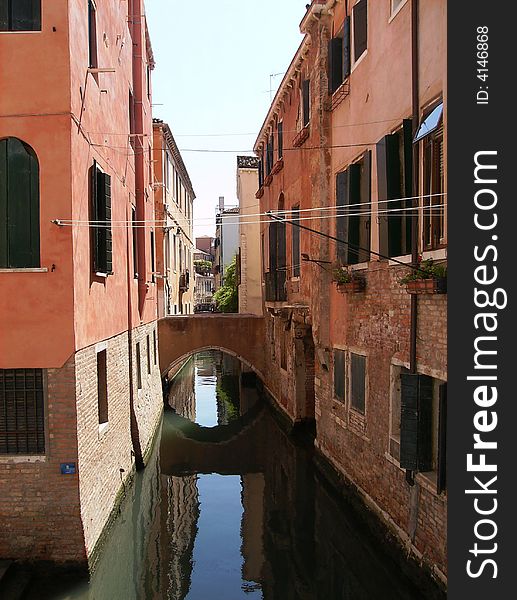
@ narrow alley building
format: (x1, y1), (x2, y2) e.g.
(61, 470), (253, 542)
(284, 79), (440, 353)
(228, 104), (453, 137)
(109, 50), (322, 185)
(254, 0), (447, 581)
(0, 0), (162, 566)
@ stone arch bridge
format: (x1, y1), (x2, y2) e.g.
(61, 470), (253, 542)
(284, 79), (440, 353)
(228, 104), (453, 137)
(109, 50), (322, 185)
(158, 314), (267, 380)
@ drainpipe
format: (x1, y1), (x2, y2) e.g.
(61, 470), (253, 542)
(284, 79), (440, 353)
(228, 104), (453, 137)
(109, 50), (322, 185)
(406, 0), (420, 492)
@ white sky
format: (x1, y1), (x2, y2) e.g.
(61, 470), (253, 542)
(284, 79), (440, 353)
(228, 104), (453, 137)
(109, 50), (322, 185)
(146, 0), (307, 238)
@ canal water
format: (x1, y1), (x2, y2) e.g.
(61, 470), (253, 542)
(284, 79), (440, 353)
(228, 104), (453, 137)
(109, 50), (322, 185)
(23, 350), (445, 599)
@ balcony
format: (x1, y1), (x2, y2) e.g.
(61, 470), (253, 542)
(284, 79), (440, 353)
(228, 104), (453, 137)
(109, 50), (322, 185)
(265, 271), (287, 303)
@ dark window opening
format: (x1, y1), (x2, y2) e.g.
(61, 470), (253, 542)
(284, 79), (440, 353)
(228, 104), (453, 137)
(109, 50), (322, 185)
(97, 350), (108, 425)
(336, 151), (371, 265)
(150, 230), (155, 283)
(0, 368), (45, 454)
(350, 353), (366, 414)
(136, 342), (142, 390)
(146, 335), (151, 375)
(333, 350), (345, 402)
(353, 0), (368, 61)
(376, 120), (413, 258)
(302, 79), (310, 127)
(0, 137), (40, 268)
(328, 17), (351, 94)
(266, 134), (274, 176)
(88, 0), (98, 69)
(400, 373), (447, 493)
(132, 207), (138, 278)
(91, 161), (113, 275)
(0, 0), (41, 32)
(292, 206), (301, 277)
(278, 121), (283, 160)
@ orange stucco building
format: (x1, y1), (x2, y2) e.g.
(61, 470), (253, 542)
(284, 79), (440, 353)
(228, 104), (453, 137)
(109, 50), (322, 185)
(254, 0), (447, 583)
(0, 0), (162, 565)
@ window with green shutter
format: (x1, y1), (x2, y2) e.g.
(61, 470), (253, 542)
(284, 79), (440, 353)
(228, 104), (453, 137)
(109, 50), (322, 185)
(350, 353), (366, 414)
(335, 152), (371, 265)
(0, 137), (40, 269)
(91, 161), (113, 275)
(0, 369), (45, 454)
(0, 0), (41, 31)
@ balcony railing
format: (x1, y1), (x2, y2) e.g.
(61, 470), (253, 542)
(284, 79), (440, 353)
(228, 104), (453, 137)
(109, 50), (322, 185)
(265, 271), (287, 302)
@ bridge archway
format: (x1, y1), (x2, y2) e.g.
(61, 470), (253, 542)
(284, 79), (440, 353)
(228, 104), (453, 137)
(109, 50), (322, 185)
(158, 315), (266, 381)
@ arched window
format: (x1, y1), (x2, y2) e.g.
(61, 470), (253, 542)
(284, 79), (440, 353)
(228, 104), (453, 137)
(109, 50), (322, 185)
(0, 0), (41, 31)
(0, 137), (40, 268)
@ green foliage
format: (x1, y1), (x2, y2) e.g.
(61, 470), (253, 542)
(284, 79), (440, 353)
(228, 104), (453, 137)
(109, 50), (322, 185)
(399, 259), (447, 285)
(332, 265), (352, 284)
(194, 259), (212, 275)
(213, 255), (238, 312)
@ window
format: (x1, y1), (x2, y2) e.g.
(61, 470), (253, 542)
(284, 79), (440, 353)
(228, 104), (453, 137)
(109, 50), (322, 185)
(389, 365), (410, 461)
(292, 206), (300, 277)
(266, 133), (274, 176)
(150, 230), (155, 283)
(146, 335), (151, 375)
(153, 329), (157, 365)
(333, 350), (345, 402)
(132, 207), (138, 278)
(0, 0), (41, 32)
(352, 0), (367, 62)
(418, 103), (445, 250)
(278, 121), (283, 160)
(350, 353), (366, 414)
(258, 152), (264, 188)
(0, 369), (45, 454)
(399, 373), (447, 492)
(0, 137), (40, 268)
(328, 17), (351, 93)
(97, 349), (108, 425)
(302, 79), (310, 127)
(376, 120), (413, 257)
(91, 161), (113, 275)
(136, 342), (142, 389)
(336, 151), (371, 265)
(88, 0), (98, 69)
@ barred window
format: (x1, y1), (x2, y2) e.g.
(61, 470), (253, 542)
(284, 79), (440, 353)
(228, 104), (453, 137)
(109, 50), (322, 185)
(0, 369), (45, 454)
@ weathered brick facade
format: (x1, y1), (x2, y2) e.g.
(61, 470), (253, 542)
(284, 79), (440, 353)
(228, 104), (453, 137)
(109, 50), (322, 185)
(253, 0), (447, 582)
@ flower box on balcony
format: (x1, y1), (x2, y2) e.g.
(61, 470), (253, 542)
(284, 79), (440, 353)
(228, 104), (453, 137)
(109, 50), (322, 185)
(336, 279), (365, 294)
(406, 277), (447, 295)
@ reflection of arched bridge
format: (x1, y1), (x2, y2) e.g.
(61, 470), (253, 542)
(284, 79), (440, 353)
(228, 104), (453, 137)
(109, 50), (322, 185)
(158, 315), (266, 379)
(160, 400), (268, 476)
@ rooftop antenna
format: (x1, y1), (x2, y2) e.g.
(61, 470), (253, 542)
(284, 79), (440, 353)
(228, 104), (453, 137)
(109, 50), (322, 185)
(269, 72), (285, 102)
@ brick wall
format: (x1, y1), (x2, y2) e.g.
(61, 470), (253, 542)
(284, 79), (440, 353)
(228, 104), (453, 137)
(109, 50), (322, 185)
(0, 357), (86, 563)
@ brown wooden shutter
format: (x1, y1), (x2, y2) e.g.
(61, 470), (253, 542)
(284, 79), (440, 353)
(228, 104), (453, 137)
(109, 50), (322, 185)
(329, 37), (343, 94)
(346, 163), (361, 264)
(0, 1), (8, 30)
(350, 353), (366, 413)
(358, 150), (371, 263)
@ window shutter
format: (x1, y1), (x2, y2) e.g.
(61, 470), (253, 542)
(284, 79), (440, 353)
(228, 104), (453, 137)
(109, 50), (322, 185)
(104, 173), (113, 274)
(336, 170), (349, 263)
(350, 353), (366, 413)
(358, 150), (371, 263)
(5, 138), (40, 268)
(402, 119), (414, 254)
(400, 374), (434, 471)
(353, 0), (368, 60)
(12, 0), (41, 31)
(92, 162), (101, 272)
(269, 221), (277, 273)
(377, 134), (402, 257)
(278, 122), (283, 159)
(302, 79), (310, 127)
(437, 383), (447, 493)
(258, 158), (264, 188)
(0, 139), (7, 266)
(343, 16), (351, 79)
(346, 162), (361, 264)
(334, 350), (345, 401)
(0, 1), (8, 31)
(328, 37), (343, 94)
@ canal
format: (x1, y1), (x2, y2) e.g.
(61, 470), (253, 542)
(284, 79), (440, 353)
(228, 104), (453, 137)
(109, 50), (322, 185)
(22, 350), (445, 599)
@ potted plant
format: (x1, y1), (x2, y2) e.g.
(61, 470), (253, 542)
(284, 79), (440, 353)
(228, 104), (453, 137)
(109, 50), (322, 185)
(333, 265), (365, 293)
(400, 258), (447, 294)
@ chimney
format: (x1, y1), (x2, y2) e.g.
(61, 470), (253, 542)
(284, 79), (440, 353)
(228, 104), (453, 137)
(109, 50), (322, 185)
(218, 196), (225, 212)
